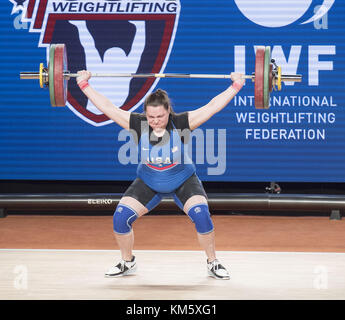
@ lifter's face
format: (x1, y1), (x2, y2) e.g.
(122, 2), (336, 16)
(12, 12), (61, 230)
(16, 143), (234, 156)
(146, 105), (170, 133)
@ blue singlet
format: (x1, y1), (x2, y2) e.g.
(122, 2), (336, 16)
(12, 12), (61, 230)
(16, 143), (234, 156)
(136, 123), (196, 193)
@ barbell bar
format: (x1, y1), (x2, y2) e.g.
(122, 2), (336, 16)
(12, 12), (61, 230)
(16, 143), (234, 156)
(20, 44), (302, 109)
(20, 70), (301, 81)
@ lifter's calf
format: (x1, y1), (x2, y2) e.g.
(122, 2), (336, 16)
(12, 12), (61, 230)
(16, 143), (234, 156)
(197, 230), (216, 262)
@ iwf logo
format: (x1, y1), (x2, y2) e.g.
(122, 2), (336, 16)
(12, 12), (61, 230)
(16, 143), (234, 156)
(234, 0), (335, 28)
(10, 0), (181, 126)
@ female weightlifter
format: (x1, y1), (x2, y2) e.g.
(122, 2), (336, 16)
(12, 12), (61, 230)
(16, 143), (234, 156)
(77, 70), (245, 280)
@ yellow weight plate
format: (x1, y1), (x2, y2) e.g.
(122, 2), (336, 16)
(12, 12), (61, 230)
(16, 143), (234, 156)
(39, 63), (44, 88)
(277, 66), (282, 91)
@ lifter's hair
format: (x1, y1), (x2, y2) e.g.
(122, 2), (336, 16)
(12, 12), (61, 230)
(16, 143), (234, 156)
(144, 89), (175, 114)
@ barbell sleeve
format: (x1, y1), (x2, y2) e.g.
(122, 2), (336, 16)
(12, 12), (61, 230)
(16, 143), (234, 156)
(20, 72), (43, 80)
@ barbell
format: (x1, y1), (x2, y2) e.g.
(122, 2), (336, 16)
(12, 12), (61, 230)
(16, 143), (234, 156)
(20, 43), (302, 109)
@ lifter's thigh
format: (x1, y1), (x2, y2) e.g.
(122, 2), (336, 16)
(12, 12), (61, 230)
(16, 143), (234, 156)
(174, 174), (208, 213)
(121, 177), (162, 216)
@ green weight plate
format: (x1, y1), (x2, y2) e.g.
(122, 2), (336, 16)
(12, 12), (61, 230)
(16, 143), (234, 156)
(49, 44), (56, 107)
(263, 46), (271, 109)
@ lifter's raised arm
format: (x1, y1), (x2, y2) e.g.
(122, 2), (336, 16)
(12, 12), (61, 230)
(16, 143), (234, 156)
(77, 70), (131, 129)
(188, 73), (245, 131)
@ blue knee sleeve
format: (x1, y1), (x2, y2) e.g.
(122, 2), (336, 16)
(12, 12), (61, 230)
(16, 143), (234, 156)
(113, 204), (138, 234)
(187, 203), (214, 234)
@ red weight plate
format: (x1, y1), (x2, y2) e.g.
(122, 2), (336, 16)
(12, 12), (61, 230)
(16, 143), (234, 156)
(254, 46), (265, 109)
(53, 44), (67, 107)
(62, 45), (68, 105)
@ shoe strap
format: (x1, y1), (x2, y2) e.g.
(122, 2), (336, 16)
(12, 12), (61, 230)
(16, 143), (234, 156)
(115, 260), (126, 271)
(209, 259), (226, 271)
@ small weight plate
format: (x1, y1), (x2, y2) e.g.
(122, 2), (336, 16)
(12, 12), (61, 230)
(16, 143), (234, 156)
(269, 64), (273, 93)
(39, 63), (44, 88)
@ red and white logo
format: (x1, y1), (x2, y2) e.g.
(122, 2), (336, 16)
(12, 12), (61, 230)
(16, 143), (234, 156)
(14, 0), (181, 126)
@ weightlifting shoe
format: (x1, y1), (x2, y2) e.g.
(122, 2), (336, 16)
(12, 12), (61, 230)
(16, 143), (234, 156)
(207, 259), (230, 280)
(105, 256), (137, 277)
